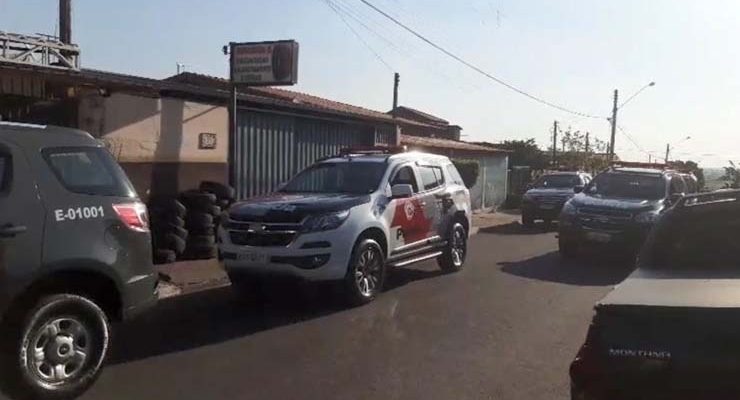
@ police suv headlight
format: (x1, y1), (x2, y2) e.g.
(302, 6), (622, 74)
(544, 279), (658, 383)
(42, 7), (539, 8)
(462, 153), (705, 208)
(301, 210), (350, 233)
(635, 210), (661, 224)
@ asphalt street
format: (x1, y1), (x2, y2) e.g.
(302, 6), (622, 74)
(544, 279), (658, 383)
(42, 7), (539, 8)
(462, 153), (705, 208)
(46, 223), (633, 400)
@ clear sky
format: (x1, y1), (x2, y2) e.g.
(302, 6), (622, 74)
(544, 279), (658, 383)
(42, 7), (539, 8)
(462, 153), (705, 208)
(2, 0), (738, 167)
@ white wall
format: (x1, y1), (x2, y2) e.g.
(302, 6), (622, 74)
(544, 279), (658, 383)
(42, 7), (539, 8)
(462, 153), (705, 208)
(78, 92), (227, 163)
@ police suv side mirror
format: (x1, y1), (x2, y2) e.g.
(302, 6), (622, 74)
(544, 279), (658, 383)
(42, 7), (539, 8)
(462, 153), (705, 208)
(573, 185), (584, 194)
(391, 184), (414, 199)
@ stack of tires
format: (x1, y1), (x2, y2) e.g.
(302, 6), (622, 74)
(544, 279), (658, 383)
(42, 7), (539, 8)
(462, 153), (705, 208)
(180, 190), (219, 260)
(148, 197), (188, 264)
(198, 181), (236, 215)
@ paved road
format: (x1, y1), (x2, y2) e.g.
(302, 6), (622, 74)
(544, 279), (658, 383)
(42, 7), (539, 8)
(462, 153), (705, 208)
(72, 222), (631, 400)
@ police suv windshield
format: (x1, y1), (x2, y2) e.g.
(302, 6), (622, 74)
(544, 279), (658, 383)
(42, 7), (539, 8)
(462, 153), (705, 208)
(533, 174), (580, 189)
(280, 161), (387, 194)
(586, 172), (665, 200)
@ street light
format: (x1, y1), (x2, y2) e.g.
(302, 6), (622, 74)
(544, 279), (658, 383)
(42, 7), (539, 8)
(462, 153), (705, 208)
(609, 81), (656, 161)
(618, 81), (656, 110)
(665, 135), (691, 163)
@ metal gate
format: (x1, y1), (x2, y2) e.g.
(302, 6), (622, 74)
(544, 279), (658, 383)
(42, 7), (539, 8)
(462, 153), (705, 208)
(234, 110), (379, 199)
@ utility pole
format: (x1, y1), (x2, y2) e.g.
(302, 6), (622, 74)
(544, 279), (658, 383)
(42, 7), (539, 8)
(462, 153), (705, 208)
(392, 72), (400, 112)
(608, 89), (618, 161)
(664, 143), (670, 163)
(648, 154), (652, 163)
(59, 0), (72, 44)
(552, 120), (558, 166)
(585, 132), (590, 153)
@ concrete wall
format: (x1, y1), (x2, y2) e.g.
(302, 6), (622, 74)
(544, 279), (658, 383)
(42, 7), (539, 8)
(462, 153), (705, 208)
(78, 92), (228, 197)
(465, 153), (509, 211)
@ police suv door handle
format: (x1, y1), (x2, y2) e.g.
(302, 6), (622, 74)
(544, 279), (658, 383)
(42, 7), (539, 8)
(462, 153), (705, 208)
(0, 224), (27, 238)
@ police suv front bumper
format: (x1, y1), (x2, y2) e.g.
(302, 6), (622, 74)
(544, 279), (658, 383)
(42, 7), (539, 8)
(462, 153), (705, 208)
(218, 224), (357, 282)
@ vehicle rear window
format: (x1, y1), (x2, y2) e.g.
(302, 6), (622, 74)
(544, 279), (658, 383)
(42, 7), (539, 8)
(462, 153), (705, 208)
(43, 147), (135, 197)
(419, 165), (444, 191)
(646, 204), (740, 270)
(0, 155), (8, 191)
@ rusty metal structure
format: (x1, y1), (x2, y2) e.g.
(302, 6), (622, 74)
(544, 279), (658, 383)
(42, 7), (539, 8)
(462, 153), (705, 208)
(0, 31), (80, 71)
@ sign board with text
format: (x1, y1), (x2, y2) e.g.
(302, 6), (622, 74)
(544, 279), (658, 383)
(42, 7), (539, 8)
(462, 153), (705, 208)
(230, 40), (299, 87)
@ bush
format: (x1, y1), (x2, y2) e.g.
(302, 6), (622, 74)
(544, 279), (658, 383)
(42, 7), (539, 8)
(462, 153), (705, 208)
(452, 159), (480, 188)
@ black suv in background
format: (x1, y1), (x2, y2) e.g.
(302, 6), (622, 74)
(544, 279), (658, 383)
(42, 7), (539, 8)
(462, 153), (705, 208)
(558, 166), (696, 257)
(521, 171), (591, 226)
(0, 122), (157, 400)
(570, 189), (740, 399)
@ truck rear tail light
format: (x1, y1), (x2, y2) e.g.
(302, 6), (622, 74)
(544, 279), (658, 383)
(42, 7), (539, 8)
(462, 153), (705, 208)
(113, 202), (149, 232)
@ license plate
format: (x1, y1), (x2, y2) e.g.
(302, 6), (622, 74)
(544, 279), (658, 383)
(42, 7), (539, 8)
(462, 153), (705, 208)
(237, 252), (269, 263)
(586, 231), (612, 243)
(539, 204), (556, 210)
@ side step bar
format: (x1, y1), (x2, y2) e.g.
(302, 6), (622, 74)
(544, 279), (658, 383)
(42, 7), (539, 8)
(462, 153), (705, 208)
(388, 251), (443, 268)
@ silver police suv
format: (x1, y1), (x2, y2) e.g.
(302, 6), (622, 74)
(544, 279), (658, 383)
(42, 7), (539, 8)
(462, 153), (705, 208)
(219, 148), (472, 305)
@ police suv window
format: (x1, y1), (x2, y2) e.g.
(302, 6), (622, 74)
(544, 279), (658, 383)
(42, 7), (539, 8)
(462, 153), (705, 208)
(446, 164), (464, 186)
(419, 165), (444, 191)
(43, 147), (135, 197)
(391, 166), (418, 193)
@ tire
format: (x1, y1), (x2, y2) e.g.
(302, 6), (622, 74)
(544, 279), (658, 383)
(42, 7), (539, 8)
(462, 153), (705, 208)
(0, 294), (111, 400)
(179, 190), (217, 210)
(522, 212), (534, 227)
(151, 214), (185, 228)
(147, 197), (186, 217)
(153, 249), (177, 264)
(206, 205), (222, 217)
(154, 233), (186, 255)
(437, 222), (467, 272)
(187, 234), (215, 247)
(186, 224), (215, 236)
(168, 225), (188, 241)
(343, 238), (386, 306)
(199, 181), (236, 201)
(185, 212), (213, 228)
(559, 236), (579, 259)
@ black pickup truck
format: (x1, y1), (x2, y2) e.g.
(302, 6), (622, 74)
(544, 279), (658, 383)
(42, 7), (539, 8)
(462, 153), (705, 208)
(570, 189), (740, 399)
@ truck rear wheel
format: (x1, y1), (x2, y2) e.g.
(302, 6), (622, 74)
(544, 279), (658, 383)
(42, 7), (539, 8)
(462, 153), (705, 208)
(0, 294), (110, 400)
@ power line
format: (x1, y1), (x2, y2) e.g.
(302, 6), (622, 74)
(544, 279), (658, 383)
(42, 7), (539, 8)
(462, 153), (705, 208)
(616, 124), (653, 156)
(329, 0), (483, 93)
(358, 0), (604, 119)
(323, 0), (394, 72)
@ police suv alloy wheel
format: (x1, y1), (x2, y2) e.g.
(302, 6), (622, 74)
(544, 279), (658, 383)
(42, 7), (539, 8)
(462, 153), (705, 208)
(2, 294), (110, 400)
(345, 238), (386, 306)
(438, 222), (467, 272)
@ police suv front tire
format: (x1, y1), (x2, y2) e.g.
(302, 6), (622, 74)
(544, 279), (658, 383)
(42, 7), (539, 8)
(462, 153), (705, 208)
(344, 238), (386, 306)
(0, 294), (110, 400)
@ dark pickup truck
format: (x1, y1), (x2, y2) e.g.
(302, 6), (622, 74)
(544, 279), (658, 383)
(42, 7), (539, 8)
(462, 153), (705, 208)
(570, 189), (740, 399)
(521, 171), (591, 226)
(558, 167), (697, 258)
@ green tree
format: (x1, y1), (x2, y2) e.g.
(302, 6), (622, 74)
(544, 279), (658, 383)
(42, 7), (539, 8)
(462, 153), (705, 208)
(722, 161), (740, 189)
(547, 128), (610, 173)
(671, 160), (705, 190)
(492, 139), (548, 170)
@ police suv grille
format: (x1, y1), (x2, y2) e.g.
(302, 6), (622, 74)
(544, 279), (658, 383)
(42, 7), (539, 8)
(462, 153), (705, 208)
(536, 195), (568, 204)
(226, 220), (300, 247)
(578, 207), (633, 230)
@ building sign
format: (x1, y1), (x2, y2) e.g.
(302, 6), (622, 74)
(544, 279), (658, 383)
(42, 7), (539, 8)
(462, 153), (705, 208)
(230, 40), (299, 86)
(198, 133), (217, 149)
